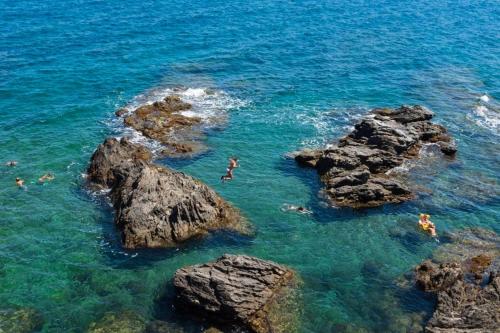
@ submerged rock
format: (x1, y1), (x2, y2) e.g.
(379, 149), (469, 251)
(0, 307), (44, 333)
(87, 311), (146, 333)
(118, 95), (205, 156)
(87, 138), (245, 249)
(173, 254), (299, 333)
(294, 105), (456, 208)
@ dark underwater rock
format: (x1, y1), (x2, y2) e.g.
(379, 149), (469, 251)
(118, 95), (205, 156)
(173, 254), (299, 333)
(87, 311), (146, 333)
(294, 105), (456, 208)
(87, 138), (245, 249)
(0, 307), (44, 333)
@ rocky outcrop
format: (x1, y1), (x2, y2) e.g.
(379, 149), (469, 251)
(415, 261), (499, 332)
(118, 96), (204, 156)
(294, 105), (456, 208)
(87, 137), (245, 249)
(412, 228), (500, 332)
(173, 254), (299, 333)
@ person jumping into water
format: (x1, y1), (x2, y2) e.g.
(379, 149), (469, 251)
(221, 157), (239, 182)
(418, 213), (437, 237)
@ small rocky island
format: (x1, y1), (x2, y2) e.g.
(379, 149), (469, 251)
(173, 254), (299, 333)
(116, 95), (205, 156)
(294, 105), (456, 208)
(87, 137), (245, 249)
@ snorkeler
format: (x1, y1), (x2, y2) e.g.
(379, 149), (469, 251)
(221, 157), (239, 182)
(281, 204), (312, 214)
(38, 173), (55, 184)
(418, 214), (437, 237)
(5, 161), (17, 166)
(15, 177), (25, 188)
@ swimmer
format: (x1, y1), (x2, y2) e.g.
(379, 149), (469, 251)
(15, 177), (25, 188)
(38, 173), (55, 183)
(418, 213), (437, 237)
(221, 157), (239, 182)
(281, 204), (312, 214)
(5, 161), (17, 167)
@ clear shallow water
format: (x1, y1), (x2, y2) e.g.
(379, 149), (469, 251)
(1, 0), (499, 332)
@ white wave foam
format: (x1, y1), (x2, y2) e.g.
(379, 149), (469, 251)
(467, 93), (500, 134)
(297, 107), (367, 148)
(107, 86), (247, 154)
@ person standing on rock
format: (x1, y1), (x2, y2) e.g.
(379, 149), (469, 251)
(221, 157), (238, 182)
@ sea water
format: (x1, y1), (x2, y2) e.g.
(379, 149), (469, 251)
(0, 0), (499, 332)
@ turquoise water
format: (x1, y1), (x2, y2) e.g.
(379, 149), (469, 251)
(1, 0), (499, 332)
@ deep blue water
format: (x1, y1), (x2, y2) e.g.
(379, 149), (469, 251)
(0, 0), (499, 332)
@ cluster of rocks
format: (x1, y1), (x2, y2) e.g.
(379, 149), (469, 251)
(294, 105), (456, 208)
(87, 137), (245, 249)
(413, 228), (500, 332)
(116, 95), (204, 156)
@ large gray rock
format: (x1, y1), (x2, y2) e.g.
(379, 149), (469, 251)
(173, 254), (299, 333)
(87, 138), (245, 249)
(294, 105), (456, 208)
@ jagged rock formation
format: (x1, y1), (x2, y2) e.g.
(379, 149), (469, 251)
(87, 137), (245, 249)
(415, 260), (499, 332)
(294, 105), (456, 208)
(117, 95), (204, 156)
(173, 254), (299, 333)
(413, 228), (500, 332)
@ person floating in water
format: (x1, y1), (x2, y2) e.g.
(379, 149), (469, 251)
(15, 177), (25, 188)
(5, 161), (17, 167)
(38, 173), (55, 184)
(221, 157), (239, 182)
(281, 204), (312, 214)
(418, 213), (437, 237)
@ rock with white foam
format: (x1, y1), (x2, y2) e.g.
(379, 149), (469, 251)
(294, 105), (456, 208)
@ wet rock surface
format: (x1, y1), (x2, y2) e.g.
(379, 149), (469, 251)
(87, 138), (245, 249)
(118, 95), (205, 156)
(413, 228), (500, 332)
(0, 307), (44, 333)
(173, 254), (299, 333)
(294, 105), (456, 208)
